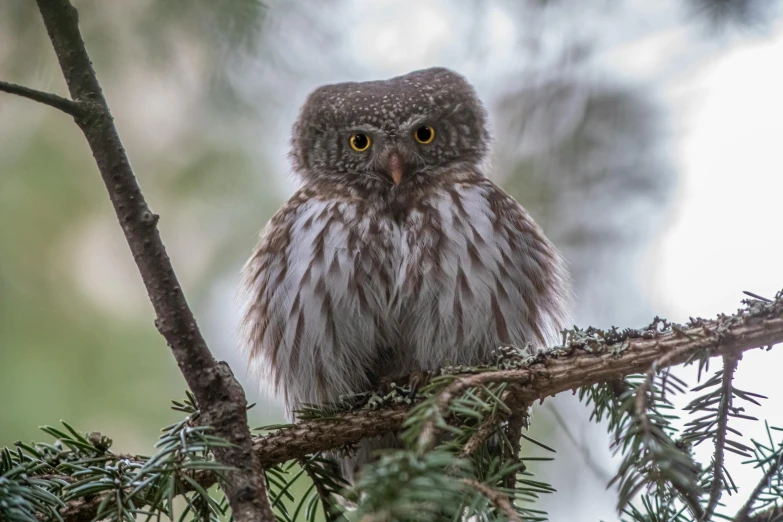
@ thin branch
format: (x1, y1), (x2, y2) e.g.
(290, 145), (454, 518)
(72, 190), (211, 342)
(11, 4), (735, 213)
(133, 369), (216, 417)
(747, 505), (783, 522)
(502, 411), (526, 491)
(0, 79), (81, 116)
(460, 389), (521, 458)
(299, 459), (340, 522)
(633, 345), (692, 450)
(462, 479), (522, 522)
(31, 1), (273, 520)
(703, 355), (738, 521)
(634, 347), (707, 520)
(734, 456), (783, 522)
(460, 414), (502, 458)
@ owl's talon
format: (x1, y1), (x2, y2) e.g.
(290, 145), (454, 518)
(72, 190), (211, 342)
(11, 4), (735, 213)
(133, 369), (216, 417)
(378, 376), (397, 397)
(408, 371), (432, 396)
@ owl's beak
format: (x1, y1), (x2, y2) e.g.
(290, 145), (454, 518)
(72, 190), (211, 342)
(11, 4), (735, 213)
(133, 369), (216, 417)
(387, 151), (404, 185)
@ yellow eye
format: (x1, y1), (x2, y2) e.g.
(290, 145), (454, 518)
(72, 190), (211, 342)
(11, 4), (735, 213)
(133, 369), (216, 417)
(414, 125), (435, 144)
(349, 133), (371, 152)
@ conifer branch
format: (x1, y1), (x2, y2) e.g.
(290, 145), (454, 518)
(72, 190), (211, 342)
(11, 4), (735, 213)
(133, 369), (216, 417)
(734, 453), (783, 521)
(28, 291), (783, 522)
(461, 479), (522, 522)
(412, 295), (783, 453)
(254, 292), (783, 469)
(703, 355), (739, 520)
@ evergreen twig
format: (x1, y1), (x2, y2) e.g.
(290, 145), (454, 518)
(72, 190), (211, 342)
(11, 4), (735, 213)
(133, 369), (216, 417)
(461, 478), (522, 522)
(702, 355), (739, 520)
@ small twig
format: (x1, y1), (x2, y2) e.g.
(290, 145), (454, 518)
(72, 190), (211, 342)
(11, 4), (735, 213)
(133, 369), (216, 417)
(0, 79), (81, 116)
(634, 343), (701, 431)
(746, 504), (783, 522)
(459, 389), (520, 458)
(702, 355), (738, 521)
(734, 455), (783, 521)
(298, 458), (339, 522)
(419, 372), (533, 451)
(634, 344), (707, 520)
(462, 479), (521, 522)
(460, 414), (502, 458)
(502, 411), (526, 491)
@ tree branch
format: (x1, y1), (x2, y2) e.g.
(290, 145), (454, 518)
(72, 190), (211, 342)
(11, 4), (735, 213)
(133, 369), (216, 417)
(0, 80), (82, 116)
(265, 296), (782, 469)
(746, 505), (783, 522)
(51, 292), (783, 522)
(30, 1), (273, 520)
(734, 456), (783, 521)
(703, 355), (738, 521)
(462, 479), (522, 522)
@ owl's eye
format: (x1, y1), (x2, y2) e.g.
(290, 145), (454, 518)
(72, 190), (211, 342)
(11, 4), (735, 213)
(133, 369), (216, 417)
(349, 133), (371, 152)
(414, 125), (435, 144)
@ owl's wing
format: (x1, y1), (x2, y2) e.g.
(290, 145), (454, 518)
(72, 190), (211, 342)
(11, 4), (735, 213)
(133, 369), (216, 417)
(482, 181), (572, 346)
(239, 189), (388, 412)
(399, 178), (571, 370)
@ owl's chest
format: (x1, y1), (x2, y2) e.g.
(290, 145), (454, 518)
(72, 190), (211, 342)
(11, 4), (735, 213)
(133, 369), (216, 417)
(346, 192), (495, 296)
(291, 188), (498, 305)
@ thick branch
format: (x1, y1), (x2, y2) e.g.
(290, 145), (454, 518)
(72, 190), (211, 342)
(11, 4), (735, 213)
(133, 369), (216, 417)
(31, 1), (273, 520)
(0, 79), (81, 116)
(53, 294), (783, 522)
(254, 294), (783, 467)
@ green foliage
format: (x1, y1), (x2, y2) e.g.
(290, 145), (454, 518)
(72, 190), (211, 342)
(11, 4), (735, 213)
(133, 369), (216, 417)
(609, 372), (702, 511)
(0, 394), (231, 522)
(4, 323), (783, 522)
(740, 422), (783, 515)
(349, 451), (472, 522)
(580, 338), (783, 521)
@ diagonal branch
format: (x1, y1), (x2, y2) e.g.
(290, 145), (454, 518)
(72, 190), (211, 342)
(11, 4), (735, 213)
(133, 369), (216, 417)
(0, 79), (81, 116)
(734, 456), (783, 522)
(462, 478), (522, 522)
(31, 1), (274, 520)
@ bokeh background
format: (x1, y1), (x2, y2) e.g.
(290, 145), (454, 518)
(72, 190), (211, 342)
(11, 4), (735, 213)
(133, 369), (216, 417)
(1, 1), (782, 520)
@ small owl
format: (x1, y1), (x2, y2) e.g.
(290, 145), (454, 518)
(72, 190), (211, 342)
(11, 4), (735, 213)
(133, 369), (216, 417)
(240, 67), (571, 478)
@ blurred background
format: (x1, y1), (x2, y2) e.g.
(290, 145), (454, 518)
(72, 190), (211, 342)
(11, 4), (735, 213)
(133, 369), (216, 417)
(1, 0), (782, 520)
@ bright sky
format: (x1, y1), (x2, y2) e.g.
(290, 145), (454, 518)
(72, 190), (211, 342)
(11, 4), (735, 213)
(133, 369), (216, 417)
(653, 30), (783, 516)
(650, 33), (783, 318)
(345, 1), (783, 519)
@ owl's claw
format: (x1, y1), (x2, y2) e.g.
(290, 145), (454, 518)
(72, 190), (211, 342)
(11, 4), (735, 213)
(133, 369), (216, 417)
(408, 370), (432, 396)
(378, 370), (432, 399)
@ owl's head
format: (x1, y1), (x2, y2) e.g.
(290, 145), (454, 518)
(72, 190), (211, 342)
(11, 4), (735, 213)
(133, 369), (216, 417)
(291, 67), (490, 191)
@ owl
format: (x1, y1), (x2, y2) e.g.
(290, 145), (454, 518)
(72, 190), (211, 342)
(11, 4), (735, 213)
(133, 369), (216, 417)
(240, 67), (571, 478)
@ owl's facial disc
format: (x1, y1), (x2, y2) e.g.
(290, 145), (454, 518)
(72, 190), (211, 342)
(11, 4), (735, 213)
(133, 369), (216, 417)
(292, 67), (490, 190)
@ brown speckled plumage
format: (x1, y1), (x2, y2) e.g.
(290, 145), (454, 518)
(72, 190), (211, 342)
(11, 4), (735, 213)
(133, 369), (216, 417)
(239, 67), (571, 479)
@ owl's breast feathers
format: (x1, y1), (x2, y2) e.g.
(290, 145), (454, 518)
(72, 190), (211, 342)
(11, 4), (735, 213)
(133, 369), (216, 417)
(240, 173), (571, 409)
